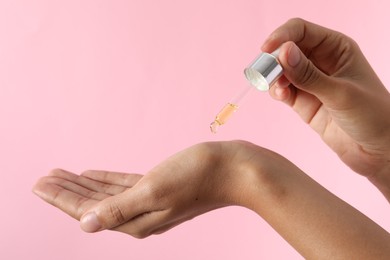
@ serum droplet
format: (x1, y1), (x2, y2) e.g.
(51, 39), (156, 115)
(209, 103), (238, 133)
(210, 121), (220, 134)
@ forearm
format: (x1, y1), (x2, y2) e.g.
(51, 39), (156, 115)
(238, 154), (390, 259)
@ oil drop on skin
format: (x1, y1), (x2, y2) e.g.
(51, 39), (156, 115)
(210, 50), (283, 133)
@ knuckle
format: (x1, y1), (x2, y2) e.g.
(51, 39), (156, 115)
(344, 38), (361, 60)
(346, 36), (359, 50)
(335, 32), (360, 55)
(297, 60), (320, 87)
(287, 17), (305, 26)
(108, 203), (126, 225)
(340, 33), (358, 48)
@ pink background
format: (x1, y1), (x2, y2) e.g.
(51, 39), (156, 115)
(1, 0), (390, 259)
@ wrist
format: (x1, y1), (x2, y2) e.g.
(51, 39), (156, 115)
(217, 141), (298, 211)
(202, 140), (273, 208)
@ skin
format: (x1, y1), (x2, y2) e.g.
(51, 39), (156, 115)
(33, 18), (390, 258)
(263, 19), (390, 186)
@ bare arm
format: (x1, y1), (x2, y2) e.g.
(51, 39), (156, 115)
(32, 18), (390, 259)
(243, 144), (390, 259)
(33, 141), (390, 258)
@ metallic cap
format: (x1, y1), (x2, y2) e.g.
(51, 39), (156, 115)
(244, 52), (283, 91)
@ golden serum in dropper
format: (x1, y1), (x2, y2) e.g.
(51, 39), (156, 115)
(210, 50), (283, 133)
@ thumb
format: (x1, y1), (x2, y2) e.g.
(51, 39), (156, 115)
(80, 188), (146, 233)
(278, 41), (334, 101)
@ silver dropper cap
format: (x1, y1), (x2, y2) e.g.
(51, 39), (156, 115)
(244, 52), (283, 91)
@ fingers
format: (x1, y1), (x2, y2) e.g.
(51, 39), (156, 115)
(262, 18), (357, 105)
(81, 170), (143, 188)
(32, 176), (101, 219)
(49, 169), (130, 196)
(277, 41), (337, 102)
(80, 183), (157, 233)
(112, 209), (171, 238)
(81, 192), (197, 238)
(269, 75), (294, 103)
(32, 169), (144, 221)
(262, 18), (337, 57)
(39, 174), (110, 201)
(268, 41), (335, 110)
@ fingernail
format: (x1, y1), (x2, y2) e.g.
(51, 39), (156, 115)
(288, 43), (301, 67)
(80, 212), (102, 232)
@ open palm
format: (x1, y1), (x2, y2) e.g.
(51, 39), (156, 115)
(33, 142), (265, 237)
(33, 169), (143, 221)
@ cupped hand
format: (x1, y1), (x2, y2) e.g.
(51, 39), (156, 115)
(33, 141), (390, 258)
(32, 168), (143, 224)
(33, 141), (277, 238)
(262, 18), (390, 178)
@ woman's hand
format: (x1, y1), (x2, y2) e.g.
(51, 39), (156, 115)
(262, 18), (390, 183)
(33, 140), (390, 258)
(33, 141), (274, 238)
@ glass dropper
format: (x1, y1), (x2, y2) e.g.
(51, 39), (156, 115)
(210, 50), (283, 133)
